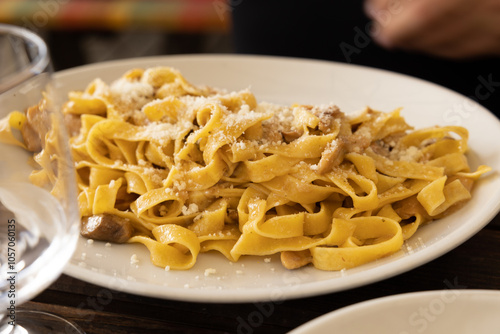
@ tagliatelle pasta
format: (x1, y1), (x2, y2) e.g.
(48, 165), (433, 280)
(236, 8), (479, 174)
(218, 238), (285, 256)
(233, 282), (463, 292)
(1, 66), (491, 271)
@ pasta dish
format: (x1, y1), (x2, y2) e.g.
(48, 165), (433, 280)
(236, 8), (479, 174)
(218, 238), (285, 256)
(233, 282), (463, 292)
(0, 67), (490, 271)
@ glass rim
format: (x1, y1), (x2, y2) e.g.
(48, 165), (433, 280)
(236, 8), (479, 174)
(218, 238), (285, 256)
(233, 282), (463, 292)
(0, 24), (50, 93)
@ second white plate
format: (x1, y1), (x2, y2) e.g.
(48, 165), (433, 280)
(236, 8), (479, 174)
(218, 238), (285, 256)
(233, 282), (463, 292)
(289, 289), (500, 334)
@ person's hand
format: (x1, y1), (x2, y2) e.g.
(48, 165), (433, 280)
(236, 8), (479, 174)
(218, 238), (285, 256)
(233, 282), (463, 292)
(364, 0), (500, 58)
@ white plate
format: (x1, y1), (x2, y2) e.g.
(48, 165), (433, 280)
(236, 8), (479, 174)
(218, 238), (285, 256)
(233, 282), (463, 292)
(61, 54), (500, 303)
(289, 289), (500, 334)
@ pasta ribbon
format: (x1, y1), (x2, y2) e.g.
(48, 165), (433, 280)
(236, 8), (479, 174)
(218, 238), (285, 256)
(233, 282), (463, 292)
(0, 111), (27, 148)
(129, 224), (200, 270)
(311, 216), (403, 270)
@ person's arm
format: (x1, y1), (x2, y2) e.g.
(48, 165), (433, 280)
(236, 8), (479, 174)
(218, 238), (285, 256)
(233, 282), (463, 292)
(364, 0), (500, 58)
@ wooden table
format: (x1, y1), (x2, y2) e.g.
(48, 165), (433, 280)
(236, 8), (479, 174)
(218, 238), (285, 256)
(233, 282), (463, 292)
(22, 211), (500, 333)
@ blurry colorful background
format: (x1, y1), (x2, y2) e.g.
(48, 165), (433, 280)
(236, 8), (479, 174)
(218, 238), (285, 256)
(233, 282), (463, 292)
(0, 0), (233, 70)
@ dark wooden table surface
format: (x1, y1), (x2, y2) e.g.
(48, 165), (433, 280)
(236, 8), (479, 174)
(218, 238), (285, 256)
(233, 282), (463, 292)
(23, 211), (500, 334)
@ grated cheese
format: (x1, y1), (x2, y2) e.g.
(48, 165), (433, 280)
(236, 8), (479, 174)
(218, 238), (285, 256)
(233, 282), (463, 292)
(130, 254), (139, 265)
(204, 268), (217, 276)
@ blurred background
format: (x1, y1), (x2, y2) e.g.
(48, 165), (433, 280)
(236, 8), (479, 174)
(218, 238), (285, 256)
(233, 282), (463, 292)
(0, 0), (234, 71)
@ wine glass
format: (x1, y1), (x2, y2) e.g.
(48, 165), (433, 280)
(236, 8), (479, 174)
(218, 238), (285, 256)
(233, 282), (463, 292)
(0, 24), (83, 333)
